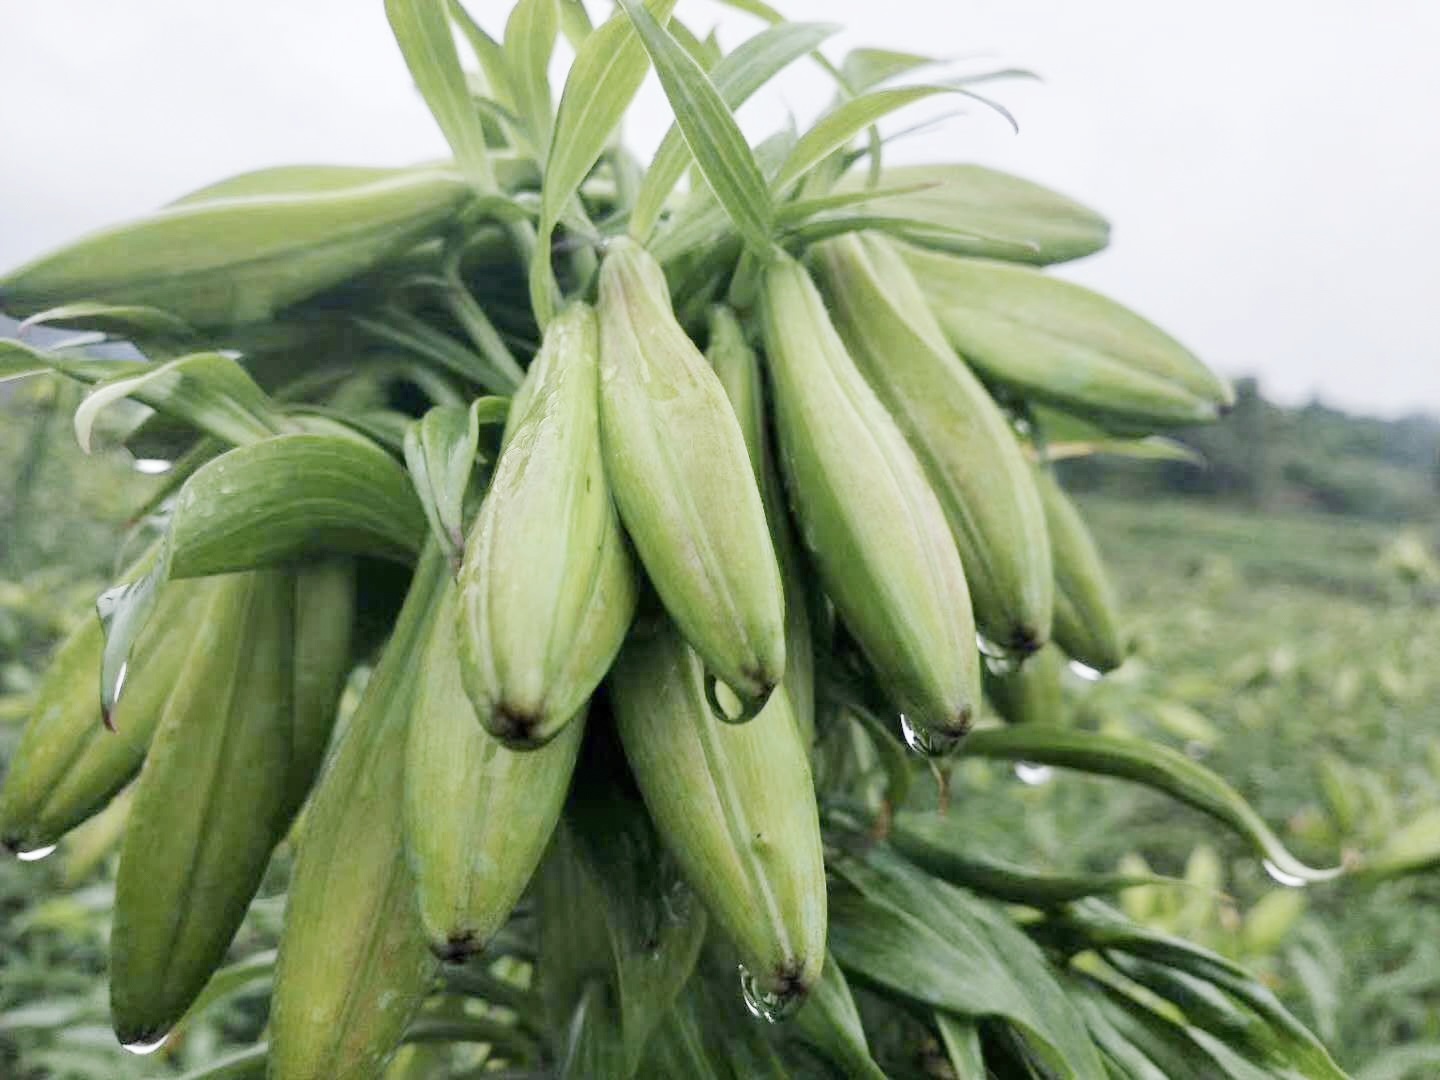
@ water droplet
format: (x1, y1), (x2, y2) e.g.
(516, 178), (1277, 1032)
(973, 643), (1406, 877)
(899, 715), (963, 758)
(1262, 859), (1307, 889)
(978, 635), (1024, 674)
(1014, 762), (1053, 786)
(739, 965), (804, 1023)
(121, 1033), (168, 1055)
(96, 566), (164, 723)
(705, 674), (763, 725)
(131, 457), (173, 475)
(984, 653), (1018, 677)
(15, 844), (56, 863)
(1068, 659), (1103, 682)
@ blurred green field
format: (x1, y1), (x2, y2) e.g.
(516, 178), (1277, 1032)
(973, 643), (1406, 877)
(955, 493), (1440, 1077)
(2, 385), (1439, 1077)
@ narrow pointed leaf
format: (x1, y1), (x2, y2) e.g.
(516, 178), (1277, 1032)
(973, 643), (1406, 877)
(1043, 436), (1204, 465)
(448, 0), (517, 110)
(74, 353), (286, 453)
(532, 0), (677, 323)
(963, 725), (1342, 884)
(0, 338), (60, 381)
(17, 302), (195, 342)
(177, 951), (277, 1026)
(618, 0), (772, 254)
(1045, 901), (1346, 1079)
(772, 86), (962, 194)
(841, 47), (940, 92)
(774, 179), (940, 224)
(888, 809), (1189, 906)
(1108, 953), (1344, 1080)
(630, 21), (841, 241)
(504, 0), (559, 156)
(386, 0), (495, 193)
(165, 434), (427, 577)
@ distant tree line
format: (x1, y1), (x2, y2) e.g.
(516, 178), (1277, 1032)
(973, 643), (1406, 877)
(1058, 378), (1440, 522)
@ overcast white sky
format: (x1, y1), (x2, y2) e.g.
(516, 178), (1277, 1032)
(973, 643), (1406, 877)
(3, 1), (1437, 417)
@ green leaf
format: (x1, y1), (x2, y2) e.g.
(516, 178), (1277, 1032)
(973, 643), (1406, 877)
(1045, 901), (1346, 1080)
(935, 1012), (987, 1079)
(504, 0), (559, 157)
(712, 0), (785, 24)
(558, 980), (628, 1080)
(772, 85), (962, 194)
(72, 352), (286, 453)
(840, 47), (940, 92)
(0, 337), (60, 381)
(448, 0), (517, 110)
(793, 955), (887, 1080)
(557, 0), (592, 46)
(630, 21), (841, 241)
(888, 809), (1189, 907)
(386, 0), (495, 193)
(617, 0), (772, 255)
(354, 307), (516, 394)
(773, 178), (940, 224)
(533, 0), (678, 324)
(177, 951), (276, 1026)
(1069, 977), (1218, 1080)
(835, 163), (1110, 264)
(1043, 435), (1204, 466)
(165, 434), (427, 578)
(17, 302), (195, 343)
(1107, 953), (1341, 1080)
(963, 725), (1342, 884)
(831, 846), (1106, 1078)
(1352, 805), (1440, 881)
(168, 163), (408, 205)
(551, 778), (710, 1077)
(403, 397), (507, 571)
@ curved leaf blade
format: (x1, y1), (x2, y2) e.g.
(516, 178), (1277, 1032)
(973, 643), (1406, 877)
(772, 85), (961, 194)
(962, 724), (1342, 884)
(166, 434), (427, 577)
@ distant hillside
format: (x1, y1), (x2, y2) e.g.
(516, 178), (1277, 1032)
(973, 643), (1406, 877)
(1059, 377), (1440, 522)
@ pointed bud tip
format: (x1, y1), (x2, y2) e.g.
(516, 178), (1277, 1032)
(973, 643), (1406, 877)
(433, 932), (480, 965)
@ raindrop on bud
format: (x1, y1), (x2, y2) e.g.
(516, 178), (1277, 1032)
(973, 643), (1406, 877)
(738, 965), (804, 1023)
(899, 715), (963, 758)
(121, 1033), (169, 1056)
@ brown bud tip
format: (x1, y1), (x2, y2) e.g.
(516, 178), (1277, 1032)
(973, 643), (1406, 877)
(1007, 628), (1043, 658)
(434, 932), (479, 965)
(493, 706), (542, 750)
